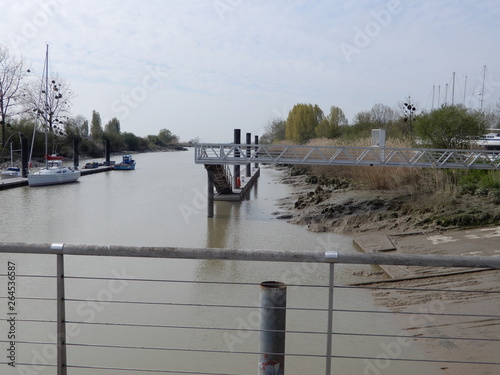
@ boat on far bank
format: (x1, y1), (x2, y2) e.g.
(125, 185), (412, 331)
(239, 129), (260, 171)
(114, 155), (136, 170)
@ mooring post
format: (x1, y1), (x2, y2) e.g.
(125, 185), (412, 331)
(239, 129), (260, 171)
(73, 139), (79, 169)
(259, 281), (286, 375)
(206, 167), (214, 217)
(233, 129), (241, 188)
(53, 243), (67, 375)
(246, 132), (251, 178)
(104, 140), (111, 166)
(254, 135), (259, 169)
(21, 136), (29, 177)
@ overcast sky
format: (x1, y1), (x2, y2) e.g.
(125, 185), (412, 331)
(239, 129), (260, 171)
(2, 0), (499, 142)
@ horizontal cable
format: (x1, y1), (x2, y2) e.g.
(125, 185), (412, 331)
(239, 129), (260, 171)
(1, 318), (56, 324)
(66, 342), (326, 358)
(0, 296), (56, 302)
(64, 275), (328, 289)
(64, 298), (500, 319)
(67, 364), (246, 375)
(332, 354), (500, 366)
(65, 321), (500, 343)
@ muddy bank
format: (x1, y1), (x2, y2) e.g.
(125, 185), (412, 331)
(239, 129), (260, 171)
(273, 167), (500, 235)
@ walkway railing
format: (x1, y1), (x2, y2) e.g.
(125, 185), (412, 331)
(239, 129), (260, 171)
(0, 242), (499, 374)
(194, 143), (500, 170)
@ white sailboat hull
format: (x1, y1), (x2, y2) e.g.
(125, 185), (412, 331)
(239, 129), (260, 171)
(28, 167), (80, 187)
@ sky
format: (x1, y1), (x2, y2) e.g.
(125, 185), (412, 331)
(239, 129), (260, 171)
(1, 0), (500, 142)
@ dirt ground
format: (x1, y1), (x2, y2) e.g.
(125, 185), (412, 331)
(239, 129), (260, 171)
(273, 168), (500, 374)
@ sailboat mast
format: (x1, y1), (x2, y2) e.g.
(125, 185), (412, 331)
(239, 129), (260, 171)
(480, 65), (486, 111)
(44, 45), (49, 167)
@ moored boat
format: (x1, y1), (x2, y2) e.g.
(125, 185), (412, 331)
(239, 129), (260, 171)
(28, 160), (80, 187)
(27, 45), (81, 187)
(1, 167), (22, 179)
(114, 155), (136, 170)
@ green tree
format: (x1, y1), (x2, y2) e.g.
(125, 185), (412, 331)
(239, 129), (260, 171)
(260, 118), (286, 144)
(104, 117), (120, 134)
(158, 128), (178, 145)
(90, 110), (103, 140)
(315, 106), (347, 139)
(285, 103), (324, 143)
(415, 105), (488, 149)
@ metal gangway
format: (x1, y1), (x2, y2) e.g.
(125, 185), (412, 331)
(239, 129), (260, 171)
(194, 143), (500, 170)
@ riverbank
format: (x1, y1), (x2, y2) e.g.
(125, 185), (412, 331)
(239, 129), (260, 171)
(272, 166), (500, 373)
(273, 166), (500, 235)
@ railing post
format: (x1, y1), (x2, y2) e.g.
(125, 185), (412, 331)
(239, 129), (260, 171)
(53, 243), (67, 375)
(325, 263), (335, 375)
(259, 281), (286, 375)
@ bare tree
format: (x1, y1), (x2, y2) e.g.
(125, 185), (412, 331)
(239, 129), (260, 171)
(24, 72), (75, 136)
(0, 45), (30, 147)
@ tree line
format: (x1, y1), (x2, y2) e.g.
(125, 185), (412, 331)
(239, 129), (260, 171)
(261, 102), (500, 149)
(0, 44), (181, 160)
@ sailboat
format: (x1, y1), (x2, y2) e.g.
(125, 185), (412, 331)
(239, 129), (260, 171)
(27, 45), (80, 187)
(1, 138), (22, 179)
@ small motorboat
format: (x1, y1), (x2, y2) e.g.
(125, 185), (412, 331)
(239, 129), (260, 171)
(114, 155), (136, 170)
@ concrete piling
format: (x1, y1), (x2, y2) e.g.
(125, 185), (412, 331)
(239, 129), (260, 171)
(259, 281), (286, 375)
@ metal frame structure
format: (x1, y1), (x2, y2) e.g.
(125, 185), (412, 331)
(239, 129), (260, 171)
(195, 143), (500, 170)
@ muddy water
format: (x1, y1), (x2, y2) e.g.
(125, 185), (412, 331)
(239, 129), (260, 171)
(0, 149), (441, 374)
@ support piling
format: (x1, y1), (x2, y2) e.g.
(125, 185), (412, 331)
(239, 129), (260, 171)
(254, 135), (259, 169)
(246, 132), (251, 178)
(21, 136), (29, 177)
(233, 129), (240, 188)
(73, 139), (79, 169)
(259, 281), (286, 375)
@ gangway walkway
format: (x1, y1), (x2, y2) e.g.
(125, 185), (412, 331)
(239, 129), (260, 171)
(195, 143), (500, 170)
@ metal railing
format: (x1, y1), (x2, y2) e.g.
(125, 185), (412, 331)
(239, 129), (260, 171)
(194, 143), (500, 170)
(0, 242), (499, 374)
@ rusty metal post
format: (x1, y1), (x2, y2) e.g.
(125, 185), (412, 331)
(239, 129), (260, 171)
(259, 281), (286, 375)
(233, 129), (241, 188)
(246, 132), (251, 177)
(54, 243), (67, 375)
